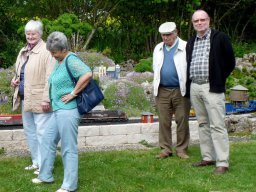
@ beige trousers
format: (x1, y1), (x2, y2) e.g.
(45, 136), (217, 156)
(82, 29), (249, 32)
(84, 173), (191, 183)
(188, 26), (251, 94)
(156, 87), (190, 154)
(190, 83), (229, 167)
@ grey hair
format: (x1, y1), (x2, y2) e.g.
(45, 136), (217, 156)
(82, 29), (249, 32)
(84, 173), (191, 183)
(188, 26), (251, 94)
(25, 20), (43, 36)
(46, 31), (69, 51)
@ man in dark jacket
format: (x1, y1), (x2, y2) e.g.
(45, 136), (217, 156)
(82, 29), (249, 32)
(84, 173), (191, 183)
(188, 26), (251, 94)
(186, 10), (235, 174)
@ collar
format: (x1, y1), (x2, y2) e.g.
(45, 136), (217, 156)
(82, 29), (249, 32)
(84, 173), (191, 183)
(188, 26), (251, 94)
(23, 39), (43, 54)
(165, 38), (179, 51)
(196, 29), (211, 40)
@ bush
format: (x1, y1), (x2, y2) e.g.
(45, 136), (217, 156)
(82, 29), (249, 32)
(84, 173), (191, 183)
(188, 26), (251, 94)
(77, 52), (115, 70)
(233, 42), (256, 57)
(0, 40), (23, 69)
(134, 57), (153, 72)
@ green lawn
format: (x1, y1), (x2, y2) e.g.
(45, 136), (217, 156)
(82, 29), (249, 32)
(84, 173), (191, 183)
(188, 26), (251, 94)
(0, 140), (256, 192)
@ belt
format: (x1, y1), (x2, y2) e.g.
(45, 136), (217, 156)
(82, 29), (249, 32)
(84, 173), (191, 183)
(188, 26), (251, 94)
(192, 79), (209, 85)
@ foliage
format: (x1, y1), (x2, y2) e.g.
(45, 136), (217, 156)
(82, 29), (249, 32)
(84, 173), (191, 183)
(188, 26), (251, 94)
(0, 1), (23, 69)
(102, 80), (154, 117)
(102, 47), (112, 57)
(238, 76), (256, 99)
(1, 0), (256, 67)
(42, 13), (92, 51)
(0, 39), (23, 69)
(134, 57), (153, 72)
(228, 66), (256, 99)
(77, 52), (115, 70)
(125, 72), (154, 84)
(225, 75), (236, 96)
(0, 67), (19, 114)
(1, 141), (256, 191)
(233, 42), (256, 57)
(231, 68), (244, 79)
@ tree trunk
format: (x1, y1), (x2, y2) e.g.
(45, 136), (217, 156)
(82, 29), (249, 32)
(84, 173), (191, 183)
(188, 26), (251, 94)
(82, 28), (96, 51)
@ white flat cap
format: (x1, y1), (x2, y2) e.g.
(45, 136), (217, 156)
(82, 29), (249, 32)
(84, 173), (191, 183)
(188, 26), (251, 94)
(159, 22), (176, 34)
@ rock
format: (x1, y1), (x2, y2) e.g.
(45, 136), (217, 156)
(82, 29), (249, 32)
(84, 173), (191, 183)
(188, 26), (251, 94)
(225, 114), (256, 133)
(236, 53), (256, 71)
(119, 59), (136, 72)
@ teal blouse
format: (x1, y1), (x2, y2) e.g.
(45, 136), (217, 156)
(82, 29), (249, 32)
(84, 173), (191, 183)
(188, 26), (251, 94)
(49, 52), (91, 111)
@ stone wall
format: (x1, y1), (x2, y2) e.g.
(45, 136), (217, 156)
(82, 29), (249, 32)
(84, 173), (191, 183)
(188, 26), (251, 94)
(0, 121), (200, 155)
(1, 114), (256, 156)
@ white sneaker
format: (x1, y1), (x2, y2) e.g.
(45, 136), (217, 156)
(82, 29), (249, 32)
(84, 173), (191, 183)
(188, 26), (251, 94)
(32, 178), (44, 184)
(25, 164), (39, 170)
(56, 188), (70, 192)
(34, 169), (40, 175)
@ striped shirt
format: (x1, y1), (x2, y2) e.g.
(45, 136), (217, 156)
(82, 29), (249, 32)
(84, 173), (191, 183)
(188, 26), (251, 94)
(190, 29), (211, 81)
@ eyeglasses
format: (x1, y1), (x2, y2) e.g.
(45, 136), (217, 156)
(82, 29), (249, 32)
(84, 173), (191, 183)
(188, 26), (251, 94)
(192, 18), (208, 23)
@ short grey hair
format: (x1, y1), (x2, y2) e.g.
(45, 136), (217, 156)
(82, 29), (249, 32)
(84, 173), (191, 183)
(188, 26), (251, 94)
(25, 20), (43, 36)
(46, 31), (69, 51)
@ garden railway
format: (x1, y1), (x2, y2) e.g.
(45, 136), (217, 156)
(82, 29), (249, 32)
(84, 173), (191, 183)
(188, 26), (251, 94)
(2, 102), (256, 130)
(0, 110), (131, 130)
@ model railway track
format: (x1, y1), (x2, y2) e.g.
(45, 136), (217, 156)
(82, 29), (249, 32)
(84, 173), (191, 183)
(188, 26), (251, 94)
(0, 110), (134, 130)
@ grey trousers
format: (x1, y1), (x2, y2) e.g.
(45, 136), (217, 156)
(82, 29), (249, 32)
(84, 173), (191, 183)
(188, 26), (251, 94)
(190, 83), (229, 167)
(156, 87), (190, 154)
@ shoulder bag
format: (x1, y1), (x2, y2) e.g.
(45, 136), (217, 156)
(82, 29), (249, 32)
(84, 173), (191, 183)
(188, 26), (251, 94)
(65, 55), (104, 114)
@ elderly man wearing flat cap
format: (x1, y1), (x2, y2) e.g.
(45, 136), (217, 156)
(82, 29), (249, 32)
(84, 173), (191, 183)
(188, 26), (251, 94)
(153, 22), (190, 159)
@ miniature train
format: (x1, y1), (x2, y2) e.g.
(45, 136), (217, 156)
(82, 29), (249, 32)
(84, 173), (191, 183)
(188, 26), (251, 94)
(0, 110), (128, 127)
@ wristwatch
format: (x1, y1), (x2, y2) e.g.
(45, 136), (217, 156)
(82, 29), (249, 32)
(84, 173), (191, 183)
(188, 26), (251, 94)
(70, 91), (77, 97)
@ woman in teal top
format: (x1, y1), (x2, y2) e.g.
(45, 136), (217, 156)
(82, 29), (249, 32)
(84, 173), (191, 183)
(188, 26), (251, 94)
(32, 31), (92, 192)
(49, 51), (91, 111)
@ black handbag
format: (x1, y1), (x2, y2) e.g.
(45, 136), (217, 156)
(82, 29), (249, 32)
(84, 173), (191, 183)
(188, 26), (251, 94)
(65, 55), (104, 114)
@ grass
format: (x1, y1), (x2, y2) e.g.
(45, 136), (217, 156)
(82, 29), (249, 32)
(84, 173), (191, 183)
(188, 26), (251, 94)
(0, 141), (256, 192)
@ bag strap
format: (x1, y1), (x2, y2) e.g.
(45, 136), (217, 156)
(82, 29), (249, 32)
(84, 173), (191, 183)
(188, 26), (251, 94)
(65, 54), (77, 85)
(65, 53), (93, 86)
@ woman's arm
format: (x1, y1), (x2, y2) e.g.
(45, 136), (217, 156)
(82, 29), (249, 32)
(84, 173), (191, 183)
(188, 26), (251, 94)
(61, 71), (93, 103)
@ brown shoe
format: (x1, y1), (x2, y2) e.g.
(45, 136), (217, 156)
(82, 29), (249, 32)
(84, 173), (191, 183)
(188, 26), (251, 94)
(213, 166), (229, 174)
(155, 152), (173, 159)
(192, 160), (216, 167)
(176, 153), (189, 159)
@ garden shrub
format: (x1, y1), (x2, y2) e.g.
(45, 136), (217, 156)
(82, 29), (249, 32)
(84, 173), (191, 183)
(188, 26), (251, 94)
(77, 52), (115, 70)
(233, 42), (256, 57)
(134, 57), (153, 72)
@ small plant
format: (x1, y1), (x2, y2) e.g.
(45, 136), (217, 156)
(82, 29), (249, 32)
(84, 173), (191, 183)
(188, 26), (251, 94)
(0, 147), (5, 155)
(134, 57), (153, 72)
(139, 140), (154, 148)
(102, 47), (112, 57)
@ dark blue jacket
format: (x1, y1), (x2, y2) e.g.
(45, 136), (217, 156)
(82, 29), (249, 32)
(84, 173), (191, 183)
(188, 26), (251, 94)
(185, 29), (235, 97)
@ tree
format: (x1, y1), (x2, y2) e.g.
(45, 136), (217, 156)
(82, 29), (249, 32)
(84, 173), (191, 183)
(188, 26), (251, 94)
(42, 13), (92, 51)
(0, 1), (23, 68)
